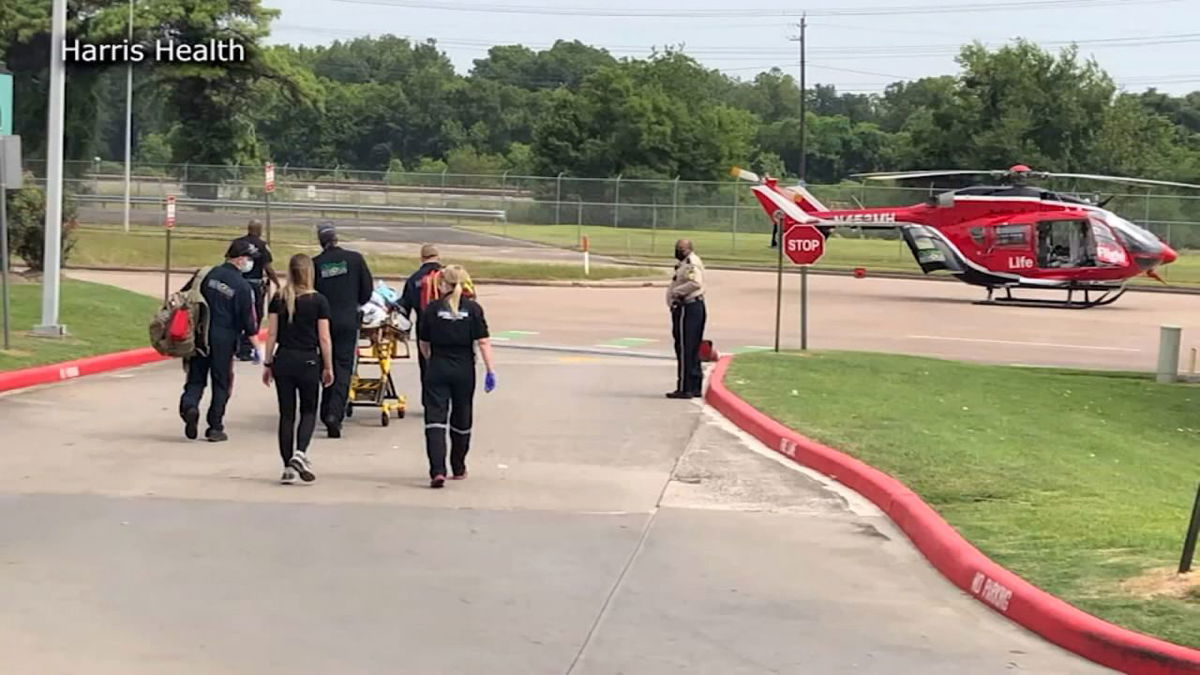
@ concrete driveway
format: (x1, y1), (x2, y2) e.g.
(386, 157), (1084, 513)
(0, 348), (1106, 674)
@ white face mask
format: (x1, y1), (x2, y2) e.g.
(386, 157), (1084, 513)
(236, 257), (253, 274)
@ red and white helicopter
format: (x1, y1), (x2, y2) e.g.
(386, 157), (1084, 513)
(734, 164), (1199, 308)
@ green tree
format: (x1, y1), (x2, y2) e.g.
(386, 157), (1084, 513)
(531, 54), (756, 180)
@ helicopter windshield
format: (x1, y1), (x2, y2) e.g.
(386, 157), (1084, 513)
(1100, 212), (1165, 257)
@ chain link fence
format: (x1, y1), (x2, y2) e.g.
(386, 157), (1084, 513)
(22, 160), (1200, 250)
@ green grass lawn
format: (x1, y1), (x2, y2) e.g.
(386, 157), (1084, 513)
(0, 279), (160, 371)
(727, 351), (1200, 648)
(66, 227), (661, 282)
(464, 223), (1200, 287)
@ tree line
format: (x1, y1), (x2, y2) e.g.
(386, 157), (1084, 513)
(4, 0), (1200, 186)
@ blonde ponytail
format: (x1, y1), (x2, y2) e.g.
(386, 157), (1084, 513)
(281, 254), (316, 319)
(440, 265), (471, 315)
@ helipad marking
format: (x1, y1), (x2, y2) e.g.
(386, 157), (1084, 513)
(730, 345), (772, 355)
(491, 330), (540, 342)
(907, 335), (1139, 353)
(599, 337), (656, 349)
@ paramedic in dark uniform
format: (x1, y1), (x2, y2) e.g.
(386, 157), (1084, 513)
(231, 219), (278, 361)
(666, 238), (707, 399)
(398, 243), (443, 405)
(179, 240), (260, 441)
(312, 222), (374, 437)
(418, 265), (496, 488)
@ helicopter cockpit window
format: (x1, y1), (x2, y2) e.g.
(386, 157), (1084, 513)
(994, 224), (1029, 247)
(1036, 219), (1094, 268)
(1088, 216), (1131, 267)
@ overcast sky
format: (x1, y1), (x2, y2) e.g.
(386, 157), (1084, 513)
(261, 0), (1198, 95)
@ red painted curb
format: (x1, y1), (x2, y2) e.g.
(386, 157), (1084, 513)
(0, 347), (168, 392)
(705, 355), (1200, 675)
(0, 330), (269, 394)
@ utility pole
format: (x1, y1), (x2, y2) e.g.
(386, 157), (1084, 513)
(36, 0), (67, 336)
(123, 0), (134, 234)
(786, 16), (807, 183)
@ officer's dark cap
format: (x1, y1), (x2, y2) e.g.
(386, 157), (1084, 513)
(226, 239), (257, 259)
(317, 222), (337, 246)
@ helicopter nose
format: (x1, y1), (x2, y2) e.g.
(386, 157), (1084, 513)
(1161, 244), (1178, 265)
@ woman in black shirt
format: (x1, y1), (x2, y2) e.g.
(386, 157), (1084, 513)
(418, 265), (496, 488)
(262, 254), (334, 484)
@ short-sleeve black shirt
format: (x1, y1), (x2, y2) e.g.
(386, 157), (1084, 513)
(269, 291), (331, 353)
(418, 297), (489, 366)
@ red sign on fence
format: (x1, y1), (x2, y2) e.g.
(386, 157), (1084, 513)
(782, 224), (825, 265)
(264, 162), (275, 193)
(164, 195), (176, 229)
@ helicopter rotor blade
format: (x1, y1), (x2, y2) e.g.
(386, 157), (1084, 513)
(850, 169), (1002, 181)
(1045, 172), (1200, 191)
(730, 166), (762, 183)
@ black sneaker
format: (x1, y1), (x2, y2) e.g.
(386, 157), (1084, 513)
(326, 424), (341, 439)
(289, 451), (316, 483)
(182, 407), (199, 440)
(205, 428), (228, 443)
(665, 391), (695, 399)
(430, 474), (446, 489)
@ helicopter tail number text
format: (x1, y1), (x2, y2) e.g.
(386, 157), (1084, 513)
(830, 213), (897, 224)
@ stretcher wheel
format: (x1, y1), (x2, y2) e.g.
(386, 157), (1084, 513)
(346, 406), (354, 418)
(381, 411), (390, 427)
(396, 408), (406, 419)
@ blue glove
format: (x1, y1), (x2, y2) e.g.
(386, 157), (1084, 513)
(250, 347), (261, 365)
(484, 371), (496, 393)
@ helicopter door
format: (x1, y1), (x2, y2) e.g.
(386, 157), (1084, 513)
(1036, 219), (1095, 269)
(901, 225), (964, 274)
(990, 223), (1035, 273)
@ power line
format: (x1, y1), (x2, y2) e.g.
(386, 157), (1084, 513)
(272, 24), (1200, 59)
(326, 0), (1180, 18)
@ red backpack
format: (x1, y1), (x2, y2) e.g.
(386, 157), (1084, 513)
(418, 268), (444, 312)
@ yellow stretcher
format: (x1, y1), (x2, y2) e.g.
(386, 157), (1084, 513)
(346, 317), (410, 426)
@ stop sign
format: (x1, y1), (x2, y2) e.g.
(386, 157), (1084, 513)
(782, 224), (825, 265)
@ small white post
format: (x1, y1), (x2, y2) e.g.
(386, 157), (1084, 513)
(582, 235), (590, 276)
(1157, 325), (1182, 384)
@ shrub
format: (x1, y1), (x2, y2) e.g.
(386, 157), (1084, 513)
(4, 177), (77, 272)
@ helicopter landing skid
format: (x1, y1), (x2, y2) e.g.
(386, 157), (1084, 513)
(975, 285), (1127, 309)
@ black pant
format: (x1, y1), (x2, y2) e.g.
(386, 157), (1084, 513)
(273, 348), (320, 467)
(423, 357), (475, 478)
(416, 333), (429, 410)
(671, 299), (707, 395)
(180, 331), (237, 432)
(320, 323), (359, 428)
(239, 280), (266, 357)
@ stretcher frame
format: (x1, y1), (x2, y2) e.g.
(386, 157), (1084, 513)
(346, 321), (410, 427)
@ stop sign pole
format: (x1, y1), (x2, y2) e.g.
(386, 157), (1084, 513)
(773, 211), (785, 352)
(782, 222), (826, 351)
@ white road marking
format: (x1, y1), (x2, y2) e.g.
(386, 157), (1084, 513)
(907, 335), (1140, 353)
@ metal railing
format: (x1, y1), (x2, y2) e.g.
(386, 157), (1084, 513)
(75, 193), (507, 222)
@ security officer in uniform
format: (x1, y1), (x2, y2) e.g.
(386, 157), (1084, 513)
(666, 238), (707, 399)
(180, 240), (260, 441)
(230, 219), (278, 361)
(312, 222), (374, 437)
